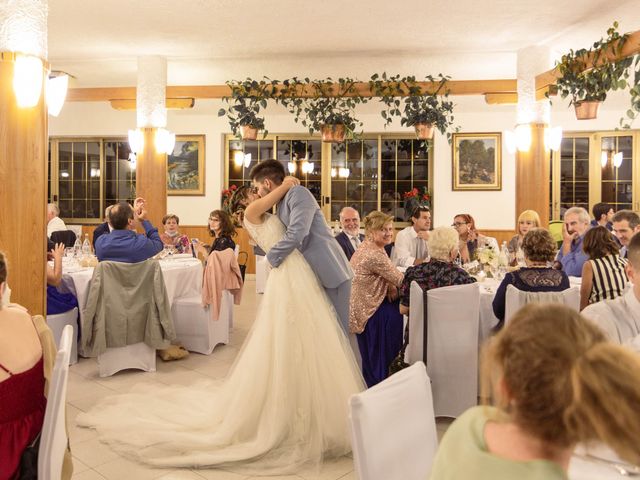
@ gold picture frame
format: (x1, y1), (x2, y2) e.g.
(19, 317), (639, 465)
(167, 135), (205, 196)
(452, 133), (502, 191)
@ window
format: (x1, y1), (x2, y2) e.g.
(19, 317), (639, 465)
(49, 138), (136, 222)
(225, 133), (432, 224)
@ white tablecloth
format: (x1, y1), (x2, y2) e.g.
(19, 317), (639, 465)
(58, 258), (203, 322)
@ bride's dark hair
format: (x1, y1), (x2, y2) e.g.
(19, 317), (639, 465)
(229, 185), (253, 225)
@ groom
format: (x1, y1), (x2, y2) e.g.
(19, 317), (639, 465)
(250, 160), (353, 333)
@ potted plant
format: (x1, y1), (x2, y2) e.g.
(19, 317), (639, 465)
(218, 78), (278, 139)
(370, 73), (458, 141)
(280, 77), (368, 143)
(556, 22), (631, 120)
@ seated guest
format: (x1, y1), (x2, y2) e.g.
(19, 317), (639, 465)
(591, 201), (614, 230)
(349, 211), (404, 387)
(555, 206), (590, 276)
(399, 226), (475, 315)
(92, 205), (113, 249)
(393, 205), (431, 267)
(453, 213), (498, 263)
(492, 229), (569, 328)
(582, 232), (640, 345)
(507, 209), (540, 258)
(335, 207), (363, 261)
(0, 251), (73, 479)
(194, 210), (236, 259)
(46, 203), (67, 238)
(612, 209), (640, 259)
(580, 226), (628, 310)
(430, 303), (640, 480)
(46, 242), (78, 315)
(159, 214), (190, 253)
(95, 197), (163, 263)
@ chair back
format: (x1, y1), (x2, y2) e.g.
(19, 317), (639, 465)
(505, 285), (580, 325)
(426, 283), (480, 417)
(349, 362), (437, 480)
(406, 281), (425, 364)
(548, 220), (564, 247)
(50, 230), (76, 247)
(38, 325), (73, 480)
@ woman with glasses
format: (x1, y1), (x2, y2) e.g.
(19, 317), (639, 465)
(194, 209), (237, 259)
(452, 213), (499, 264)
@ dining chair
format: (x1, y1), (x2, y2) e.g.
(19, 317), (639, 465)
(406, 281), (480, 418)
(349, 362), (438, 480)
(38, 324), (73, 480)
(504, 285), (580, 325)
(46, 307), (79, 365)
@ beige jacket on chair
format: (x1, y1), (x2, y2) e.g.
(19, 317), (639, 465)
(80, 260), (176, 356)
(202, 249), (244, 319)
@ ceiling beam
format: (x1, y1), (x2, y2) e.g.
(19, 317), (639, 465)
(109, 98), (195, 110)
(67, 79), (518, 102)
(483, 86), (557, 105)
(535, 29), (640, 90)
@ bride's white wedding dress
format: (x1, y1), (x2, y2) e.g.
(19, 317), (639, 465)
(77, 214), (365, 474)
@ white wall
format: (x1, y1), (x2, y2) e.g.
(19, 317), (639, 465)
(48, 89), (632, 229)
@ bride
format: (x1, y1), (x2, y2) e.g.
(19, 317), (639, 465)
(77, 177), (365, 475)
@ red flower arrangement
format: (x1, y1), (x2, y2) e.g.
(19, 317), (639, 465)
(403, 186), (431, 203)
(221, 184), (239, 213)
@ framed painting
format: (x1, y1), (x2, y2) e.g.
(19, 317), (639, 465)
(167, 135), (205, 195)
(452, 133), (501, 191)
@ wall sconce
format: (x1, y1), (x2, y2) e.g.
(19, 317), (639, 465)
(155, 128), (176, 154)
(338, 167), (350, 178)
(13, 55), (43, 108)
(288, 162), (296, 174)
(301, 161), (315, 174)
(505, 124), (562, 154)
(614, 152), (623, 168)
(47, 73), (69, 116)
(601, 150), (624, 168)
(544, 126), (563, 151)
(128, 128), (144, 154)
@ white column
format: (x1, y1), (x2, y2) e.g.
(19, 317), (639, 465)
(0, 0), (48, 57)
(136, 56), (167, 128)
(517, 46), (552, 124)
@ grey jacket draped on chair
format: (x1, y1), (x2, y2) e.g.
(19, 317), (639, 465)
(80, 260), (176, 356)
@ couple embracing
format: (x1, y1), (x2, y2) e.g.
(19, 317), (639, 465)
(78, 160), (365, 475)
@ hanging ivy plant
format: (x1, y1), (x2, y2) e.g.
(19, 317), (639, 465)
(218, 77), (278, 139)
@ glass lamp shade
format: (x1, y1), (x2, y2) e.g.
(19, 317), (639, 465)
(13, 55), (43, 108)
(47, 74), (69, 116)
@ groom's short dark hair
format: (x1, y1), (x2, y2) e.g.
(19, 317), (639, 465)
(250, 159), (285, 185)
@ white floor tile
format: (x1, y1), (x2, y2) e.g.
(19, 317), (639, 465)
(94, 456), (172, 480)
(71, 470), (107, 480)
(71, 438), (121, 468)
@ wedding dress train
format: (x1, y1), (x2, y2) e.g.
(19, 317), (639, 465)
(77, 214), (365, 474)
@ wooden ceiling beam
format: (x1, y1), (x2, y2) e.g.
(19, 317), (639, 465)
(483, 86), (557, 105)
(109, 98), (195, 110)
(535, 29), (640, 90)
(67, 79), (518, 102)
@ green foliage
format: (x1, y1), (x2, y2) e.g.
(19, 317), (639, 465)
(556, 22), (632, 105)
(218, 77), (279, 138)
(369, 73), (459, 143)
(620, 55), (640, 129)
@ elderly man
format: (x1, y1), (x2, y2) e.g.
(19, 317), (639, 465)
(95, 198), (163, 262)
(46, 203), (67, 238)
(555, 206), (590, 277)
(582, 232), (640, 348)
(612, 210), (640, 259)
(92, 205), (113, 249)
(393, 205), (431, 268)
(335, 207), (364, 260)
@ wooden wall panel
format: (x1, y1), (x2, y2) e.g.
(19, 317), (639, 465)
(479, 230), (516, 246)
(0, 59), (48, 315)
(135, 128), (167, 228)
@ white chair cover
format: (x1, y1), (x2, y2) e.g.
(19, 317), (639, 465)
(406, 281), (480, 418)
(47, 307), (78, 365)
(504, 285), (580, 325)
(255, 255), (270, 294)
(97, 342), (156, 377)
(38, 325), (73, 480)
(349, 362), (437, 480)
(171, 291), (232, 354)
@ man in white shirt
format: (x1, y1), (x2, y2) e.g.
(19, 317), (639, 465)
(582, 231), (640, 348)
(46, 203), (67, 238)
(611, 210), (640, 259)
(393, 205), (431, 268)
(334, 207), (363, 261)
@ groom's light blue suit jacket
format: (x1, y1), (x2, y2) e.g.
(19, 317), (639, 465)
(266, 186), (353, 289)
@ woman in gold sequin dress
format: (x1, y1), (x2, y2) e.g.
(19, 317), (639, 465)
(78, 178), (365, 475)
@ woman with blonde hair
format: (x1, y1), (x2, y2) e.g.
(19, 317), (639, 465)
(430, 303), (640, 479)
(508, 210), (541, 258)
(349, 210), (404, 387)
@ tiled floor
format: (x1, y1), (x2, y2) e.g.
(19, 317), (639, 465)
(68, 278), (449, 480)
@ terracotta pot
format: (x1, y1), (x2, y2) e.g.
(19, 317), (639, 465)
(321, 124), (346, 143)
(574, 101), (601, 120)
(240, 125), (258, 140)
(414, 122), (435, 139)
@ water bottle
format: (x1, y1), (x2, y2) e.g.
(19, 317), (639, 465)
(82, 233), (91, 256)
(498, 241), (509, 279)
(73, 236), (82, 258)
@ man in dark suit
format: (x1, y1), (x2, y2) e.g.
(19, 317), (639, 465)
(335, 207), (364, 261)
(92, 205), (113, 249)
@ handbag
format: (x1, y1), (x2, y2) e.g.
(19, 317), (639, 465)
(17, 432), (40, 480)
(388, 288), (429, 376)
(237, 251), (248, 282)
